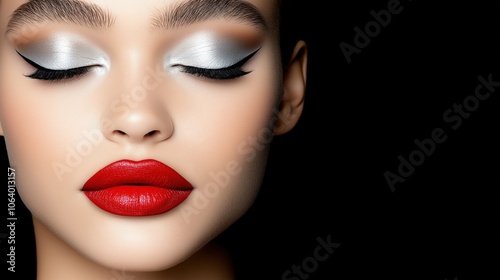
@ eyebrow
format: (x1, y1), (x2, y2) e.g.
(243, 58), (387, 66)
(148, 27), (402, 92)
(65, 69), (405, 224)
(6, 0), (115, 35)
(6, 0), (268, 36)
(151, 0), (268, 31)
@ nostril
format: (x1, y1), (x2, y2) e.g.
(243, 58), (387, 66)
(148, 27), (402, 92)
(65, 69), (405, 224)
(145, 130), (160, 138)
(114, 130), (127, 136)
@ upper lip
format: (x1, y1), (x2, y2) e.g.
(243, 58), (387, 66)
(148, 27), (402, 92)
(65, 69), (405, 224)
(82, 159), (193, 191)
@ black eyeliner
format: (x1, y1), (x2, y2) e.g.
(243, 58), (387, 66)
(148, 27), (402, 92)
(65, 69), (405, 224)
(176, 47), (260, 80)
(17, 51), (91, 81)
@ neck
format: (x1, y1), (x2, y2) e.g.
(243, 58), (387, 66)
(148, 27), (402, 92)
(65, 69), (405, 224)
(33, 218), (235, 280)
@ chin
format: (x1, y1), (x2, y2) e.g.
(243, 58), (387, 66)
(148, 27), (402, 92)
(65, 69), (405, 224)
(91, 243), (199, 272)
(56, 205), (232, 272)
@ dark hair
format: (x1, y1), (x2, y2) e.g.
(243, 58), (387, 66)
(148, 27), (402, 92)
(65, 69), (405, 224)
(279, 0), (305, 69)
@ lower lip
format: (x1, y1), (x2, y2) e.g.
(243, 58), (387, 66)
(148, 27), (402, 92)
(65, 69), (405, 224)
(84, 186), (191, 216)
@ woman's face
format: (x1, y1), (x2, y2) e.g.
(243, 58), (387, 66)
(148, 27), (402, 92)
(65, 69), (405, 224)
(0, 0), (284, 271)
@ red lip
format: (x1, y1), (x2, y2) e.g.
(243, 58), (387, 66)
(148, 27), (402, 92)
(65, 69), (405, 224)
(82, 160), (193, 216)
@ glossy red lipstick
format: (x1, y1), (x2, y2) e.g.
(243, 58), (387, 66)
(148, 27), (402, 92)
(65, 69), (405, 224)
(82, 160), (193, 216)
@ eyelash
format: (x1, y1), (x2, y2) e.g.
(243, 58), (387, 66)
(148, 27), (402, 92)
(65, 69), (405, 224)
(17, 48), (259, 82)
(176, 49), (259, 80)
(179, 66), (249, 80)
(17, 51), (91, 82)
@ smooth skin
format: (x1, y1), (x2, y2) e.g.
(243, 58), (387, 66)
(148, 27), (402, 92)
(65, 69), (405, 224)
(0, 0), (307, 279)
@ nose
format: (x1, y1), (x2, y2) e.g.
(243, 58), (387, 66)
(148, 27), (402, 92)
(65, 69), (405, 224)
(101, 93), (174, 145)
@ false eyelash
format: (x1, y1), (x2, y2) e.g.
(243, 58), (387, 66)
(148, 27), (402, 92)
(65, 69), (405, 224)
(176, 48), (260, 80)
(26, 67), (90, 81)
(17, 51), (91, 81)
(179, 66), (250, 80)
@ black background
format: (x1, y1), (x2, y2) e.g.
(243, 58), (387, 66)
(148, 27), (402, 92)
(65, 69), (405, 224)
(1, 1), (499, 279)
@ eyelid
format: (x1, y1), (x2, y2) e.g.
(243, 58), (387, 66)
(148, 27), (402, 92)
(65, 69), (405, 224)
(16, 51), (94, 81)
(164, 32), (260, 70)
(174, 48), (260, 80)
(17, 50), (99, 71)
(15, 34), (110, 70)
(174, 47), (260, 69)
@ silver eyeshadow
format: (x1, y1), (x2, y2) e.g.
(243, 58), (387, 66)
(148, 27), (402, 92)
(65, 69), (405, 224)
(16, 32), (256, 72)
(165, 32), (258, 70)
(17, 34), (110, 70)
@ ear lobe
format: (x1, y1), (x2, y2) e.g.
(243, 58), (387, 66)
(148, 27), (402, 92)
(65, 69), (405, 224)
(274, 40), (308, 135)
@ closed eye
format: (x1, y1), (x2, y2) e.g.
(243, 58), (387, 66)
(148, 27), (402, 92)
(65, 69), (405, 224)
(174, 48), (260, 80)
(17, 51), (94, 82)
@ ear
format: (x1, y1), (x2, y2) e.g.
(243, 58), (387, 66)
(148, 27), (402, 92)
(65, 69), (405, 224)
(274, 40), (308, 135)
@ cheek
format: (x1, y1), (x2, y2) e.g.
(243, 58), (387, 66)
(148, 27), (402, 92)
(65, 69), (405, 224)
(173, 48), (280, 226)
(0, 48), (97, 220)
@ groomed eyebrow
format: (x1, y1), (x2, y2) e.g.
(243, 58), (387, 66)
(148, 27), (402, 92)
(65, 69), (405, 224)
(6, 0), (115, 35)
(6, 0), (268, 36)
(151, 0), (268, 31)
